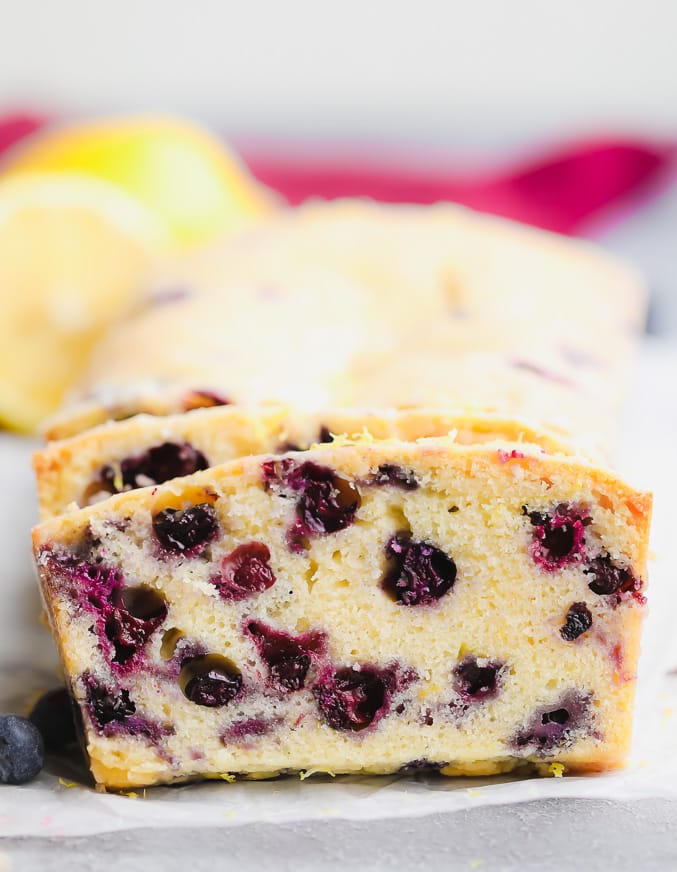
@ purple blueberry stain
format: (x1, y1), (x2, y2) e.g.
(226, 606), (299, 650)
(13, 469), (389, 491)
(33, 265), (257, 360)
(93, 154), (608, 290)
(98, 441), (208, 494)
(43, 550), (167, 671)
(382, 533), (457, 606)
(150, 285), (192, 306)
(222, 718), (274, 744)
(510, 690), (591, 756)
(313, 664), (395, 732)
(585, 554), (645, 604)
(560, 347), (601, 369)
(152, 502), (219, 556)
(211, 542), (276, 602)
(82, 674), (171, 741)
(180, 655), (243, 707)
(262, 459), (360, 553)
(104, 586), (168, 666)
(524, 503), (590, 572)
(560, 602), (593, 641)
(373, 464), (419, 490)
(511, 359), (574, 387)
(453, 655), (504, 703)
(245, 620), (326, 692)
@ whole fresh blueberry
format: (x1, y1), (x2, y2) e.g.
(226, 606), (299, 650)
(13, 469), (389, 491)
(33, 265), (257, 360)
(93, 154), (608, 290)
(29, 688), (77, 752)
(0, 715), (45, 784)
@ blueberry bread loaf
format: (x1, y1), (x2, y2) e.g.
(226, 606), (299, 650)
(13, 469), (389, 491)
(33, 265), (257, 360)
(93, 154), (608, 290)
(33, 438), (650, 789)
(35, 405), (576, 518)
(46, 200), (645, 444)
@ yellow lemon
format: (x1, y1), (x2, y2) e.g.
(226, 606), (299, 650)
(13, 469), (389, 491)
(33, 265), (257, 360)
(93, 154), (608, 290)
(2, 116), (276, 247)
(0, 173), (166, 432)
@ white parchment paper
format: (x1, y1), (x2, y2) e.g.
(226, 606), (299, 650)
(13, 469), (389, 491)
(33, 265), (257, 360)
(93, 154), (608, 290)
(2, 340), (676, 839)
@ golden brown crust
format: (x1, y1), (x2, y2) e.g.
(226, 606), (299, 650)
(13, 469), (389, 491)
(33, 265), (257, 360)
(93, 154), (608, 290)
(34, 407), (583, 519)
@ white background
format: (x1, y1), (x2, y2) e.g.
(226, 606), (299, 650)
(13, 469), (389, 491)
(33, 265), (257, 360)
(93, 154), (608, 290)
(0, 0), (676, 150)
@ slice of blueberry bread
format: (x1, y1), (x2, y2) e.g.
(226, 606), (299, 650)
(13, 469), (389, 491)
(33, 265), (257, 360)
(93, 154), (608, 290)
(35, 405), (577, 518)
(46, 200), (645, 442)
(33, 438), (651, 789)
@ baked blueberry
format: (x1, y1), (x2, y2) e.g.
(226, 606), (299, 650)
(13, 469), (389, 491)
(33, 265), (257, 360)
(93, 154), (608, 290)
(373, 464), (419, 490)
(511, 690), (590, 755)
(180, 655), (243, 707)
(262, 459), (360, 552)
(453, 655), (504, 702)
(245, 620), (325, 692)
(560, 603), (593, 641)
(84, 676), (136, 728)
(313, 665), (391, 731)
(383, 533), (457, 606)
(99, 441), (208, 493)
(212, 542), (276, 601)
(152, 503), (219, 555)
(585, 554), (643, 602)
(525, 503), (589, 571)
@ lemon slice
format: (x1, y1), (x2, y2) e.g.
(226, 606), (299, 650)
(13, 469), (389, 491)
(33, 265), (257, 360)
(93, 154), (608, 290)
(0, 172), (166, 432)
(3, 116), (277, 247)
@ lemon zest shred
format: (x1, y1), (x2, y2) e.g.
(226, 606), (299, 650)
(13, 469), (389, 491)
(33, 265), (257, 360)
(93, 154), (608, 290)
(205, 772), (237, 783)
(299, 768), (335, 781)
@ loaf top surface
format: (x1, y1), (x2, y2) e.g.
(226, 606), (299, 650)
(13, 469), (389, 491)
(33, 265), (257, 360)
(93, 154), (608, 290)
(46, 199), (646, 443)
(33, 435), (652, 552)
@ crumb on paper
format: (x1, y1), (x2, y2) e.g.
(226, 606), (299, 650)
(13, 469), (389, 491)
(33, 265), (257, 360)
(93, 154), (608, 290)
(469, 860), (485, 869)
(466, 788), (483, 798)
(58, 778), (77, 789)
(548, 763), (565, 778)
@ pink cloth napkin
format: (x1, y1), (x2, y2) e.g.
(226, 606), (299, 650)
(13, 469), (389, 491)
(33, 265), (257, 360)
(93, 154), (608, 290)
(0, 114), (673, 236)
